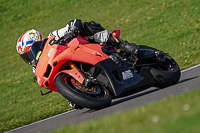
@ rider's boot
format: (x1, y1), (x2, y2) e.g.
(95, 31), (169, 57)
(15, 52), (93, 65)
(106, 34), (139, 58)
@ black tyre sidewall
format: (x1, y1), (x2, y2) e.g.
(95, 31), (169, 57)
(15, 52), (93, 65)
(150, 59), (181, 88)
(139, 45), (181, 88)
(55, 73), (112, 109)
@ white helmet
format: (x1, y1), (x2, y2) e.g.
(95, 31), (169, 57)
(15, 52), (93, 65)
(16, 29), (43, 65)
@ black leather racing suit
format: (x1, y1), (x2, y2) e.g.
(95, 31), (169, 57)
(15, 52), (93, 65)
(48, 19), (139, 57)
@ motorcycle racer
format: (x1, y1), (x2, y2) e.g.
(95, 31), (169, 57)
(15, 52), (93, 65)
(16, 19), (139, 74)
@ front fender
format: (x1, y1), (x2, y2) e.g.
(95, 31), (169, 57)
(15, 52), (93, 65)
(55, 69), (85, 85)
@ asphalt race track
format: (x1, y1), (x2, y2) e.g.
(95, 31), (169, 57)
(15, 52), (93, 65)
(7, 64), (200, 133)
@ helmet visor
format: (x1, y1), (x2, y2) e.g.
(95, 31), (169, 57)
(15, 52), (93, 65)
(20, 50), (35, 65)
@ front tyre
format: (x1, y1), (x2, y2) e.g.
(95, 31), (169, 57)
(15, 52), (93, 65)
(55, 73), (112, 110)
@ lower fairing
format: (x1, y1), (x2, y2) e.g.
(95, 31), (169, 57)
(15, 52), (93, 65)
(90, 59), (155, 97)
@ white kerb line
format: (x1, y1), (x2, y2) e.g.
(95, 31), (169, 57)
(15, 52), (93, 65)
(181, 64), (200, 73)
(5, 109), (76, 133)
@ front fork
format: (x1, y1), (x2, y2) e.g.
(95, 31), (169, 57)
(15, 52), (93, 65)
(68, 61), (95, 86)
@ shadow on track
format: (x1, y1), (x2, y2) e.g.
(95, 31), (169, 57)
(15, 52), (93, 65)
(111, 87), (161, 106)
(177, 76), (199, 84)
(81, 76), (199, 113)
(111, 76), (199, 107)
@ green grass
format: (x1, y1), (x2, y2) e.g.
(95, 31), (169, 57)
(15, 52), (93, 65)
(0, 0), (199, 132)
(52, 88), (200, 133)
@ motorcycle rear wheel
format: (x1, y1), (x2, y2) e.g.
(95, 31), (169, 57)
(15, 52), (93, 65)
(138, 45), (181, 88)
(55, 73), (112, 110)
(150, 55), (181, 88)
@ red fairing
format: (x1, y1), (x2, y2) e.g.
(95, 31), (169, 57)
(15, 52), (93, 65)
(35, 30), (120, 92)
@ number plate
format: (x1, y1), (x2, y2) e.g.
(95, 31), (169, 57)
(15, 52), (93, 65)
(122, 70), (133, 80)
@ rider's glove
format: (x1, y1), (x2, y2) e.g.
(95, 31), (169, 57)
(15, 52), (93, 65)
(64, 26), (80, 42)
(64, 19), (82, 43)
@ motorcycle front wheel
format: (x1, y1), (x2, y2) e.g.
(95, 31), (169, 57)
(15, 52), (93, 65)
(55, 73), (112, 110)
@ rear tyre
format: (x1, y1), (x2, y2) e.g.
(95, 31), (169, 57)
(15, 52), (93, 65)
(55, 73), (112, 110)
(150, 55), (181, 88)
(138, 45), (181, 88)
